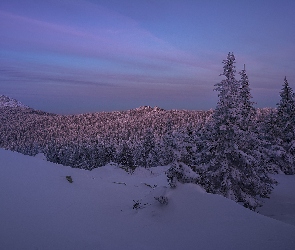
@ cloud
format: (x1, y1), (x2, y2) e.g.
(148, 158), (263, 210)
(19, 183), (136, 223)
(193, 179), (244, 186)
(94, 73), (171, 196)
(1, 1), (236, 103)
(1, 0), (294, 112)
(0, 1), (218, 78)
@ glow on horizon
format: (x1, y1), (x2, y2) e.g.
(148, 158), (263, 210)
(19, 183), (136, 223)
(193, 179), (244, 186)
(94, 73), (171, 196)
(1, 0), (294, 114)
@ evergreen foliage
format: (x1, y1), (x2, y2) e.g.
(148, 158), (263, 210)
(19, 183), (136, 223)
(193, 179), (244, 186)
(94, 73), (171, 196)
(277, 77), (295, 141)
(275, 77), (295, 174)
(166, 162), (199, 188)
(197, 53), (275, 210)
(238, 66), (256, 129)
(115, 142), (134, 169)
(0, 105), (211, 170)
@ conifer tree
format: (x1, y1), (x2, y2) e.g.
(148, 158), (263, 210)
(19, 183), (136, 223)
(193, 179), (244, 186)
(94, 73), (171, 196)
(159, 121), (178, 165)
(213, 52), (240, 127)
(238, 65), (256, 130)
(133, 129), (158, 168)
(198, 53), (275, 210)
(257, 109), (284, 174)
(276, 77), (295, 174)
(277, 77), (295, 142)
(115, 142), (134, 168)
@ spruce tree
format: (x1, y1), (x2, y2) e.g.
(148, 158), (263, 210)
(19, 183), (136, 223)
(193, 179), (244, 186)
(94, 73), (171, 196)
(133, 129), (158, 168)
(159, 121), (178, 165)
(276, 77), (295, 174)
(116, 142), (134, 168)
(198, 53), (275, 210)
(277, 77), (295, 142)
(257, 109), (284, 174)
(238, 65), (256, 130)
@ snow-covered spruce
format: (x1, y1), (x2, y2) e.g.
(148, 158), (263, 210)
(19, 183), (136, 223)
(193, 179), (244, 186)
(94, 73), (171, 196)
(166, 162), (199, 188)
(275, 77), (295, 174)
(196, 53), (276, 210)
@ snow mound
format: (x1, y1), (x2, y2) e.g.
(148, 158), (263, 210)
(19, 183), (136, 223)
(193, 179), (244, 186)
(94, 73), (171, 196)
(0, 95), (29, 108)
(0, 149), (295, 250)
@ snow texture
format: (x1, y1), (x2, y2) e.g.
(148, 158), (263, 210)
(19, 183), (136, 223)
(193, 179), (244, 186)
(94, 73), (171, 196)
(1, 149), (295, 250)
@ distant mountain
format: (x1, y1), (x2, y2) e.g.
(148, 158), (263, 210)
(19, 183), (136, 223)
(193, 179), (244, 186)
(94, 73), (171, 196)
(0, 95), (29, 108)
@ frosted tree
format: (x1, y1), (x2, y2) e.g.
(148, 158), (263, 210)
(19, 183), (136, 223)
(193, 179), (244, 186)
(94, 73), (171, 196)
(166, 162), (199, 188)
(276, 77), (295, 174)
(214, 52), (240, 126)
(237, 67), (278, 173)
(115, 142), (134, 168)
(178, 125), (199, 166)
(198, 53), (275, 210)
(238, 65), (256, 129)
(277, 77), (295, 142)
(256, 109), (284, 174)
(158, 121), (178, 165)
(133, 129), (159, 168)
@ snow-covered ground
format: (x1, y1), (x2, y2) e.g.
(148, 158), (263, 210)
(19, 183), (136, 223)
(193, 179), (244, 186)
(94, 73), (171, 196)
(258, 174), (295, 226)
(1, 149), (295, 250)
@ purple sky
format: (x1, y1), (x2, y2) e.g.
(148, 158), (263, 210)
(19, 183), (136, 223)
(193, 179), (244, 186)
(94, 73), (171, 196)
(1, 0), (295, 114)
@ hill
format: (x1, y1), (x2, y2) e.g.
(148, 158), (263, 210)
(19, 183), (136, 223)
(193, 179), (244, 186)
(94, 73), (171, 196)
(0, 95), (212, 169)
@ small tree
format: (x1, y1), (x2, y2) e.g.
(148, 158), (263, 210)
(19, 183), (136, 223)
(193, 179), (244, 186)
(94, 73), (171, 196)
(166, 162), (199, 188)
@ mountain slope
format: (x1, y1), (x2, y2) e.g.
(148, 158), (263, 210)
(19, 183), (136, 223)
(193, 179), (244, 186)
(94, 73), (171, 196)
(0, 149), (294, 250)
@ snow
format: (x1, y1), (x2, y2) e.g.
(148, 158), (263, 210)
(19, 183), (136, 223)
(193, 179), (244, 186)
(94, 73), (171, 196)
(1, 149), (295, 250)
(258, 174), (295, 226)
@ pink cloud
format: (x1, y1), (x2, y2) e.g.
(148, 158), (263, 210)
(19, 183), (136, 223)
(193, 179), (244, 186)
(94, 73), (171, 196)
(0, 4), (217, 76)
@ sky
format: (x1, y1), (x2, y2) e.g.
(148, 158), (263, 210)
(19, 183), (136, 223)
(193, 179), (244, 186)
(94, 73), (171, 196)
(1, 0), (295, 114)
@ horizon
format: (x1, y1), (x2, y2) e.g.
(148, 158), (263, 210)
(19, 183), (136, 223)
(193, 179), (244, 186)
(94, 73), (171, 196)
(1, 0), (295, 114)
(1, 93), (277, 116)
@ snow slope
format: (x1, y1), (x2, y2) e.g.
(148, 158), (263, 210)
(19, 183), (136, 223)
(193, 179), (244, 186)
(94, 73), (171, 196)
(1, 149), (295, 250)
(258, 174), (295, 226)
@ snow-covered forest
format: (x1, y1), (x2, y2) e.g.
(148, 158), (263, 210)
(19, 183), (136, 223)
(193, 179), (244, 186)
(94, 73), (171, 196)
(1, 53), (295, 211)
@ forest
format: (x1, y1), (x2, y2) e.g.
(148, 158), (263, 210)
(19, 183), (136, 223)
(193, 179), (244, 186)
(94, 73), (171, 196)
(1, 53), (294, 210)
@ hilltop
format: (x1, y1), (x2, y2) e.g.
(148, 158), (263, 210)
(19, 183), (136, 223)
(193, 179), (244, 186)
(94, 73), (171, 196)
(0, 95), (29, 108)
